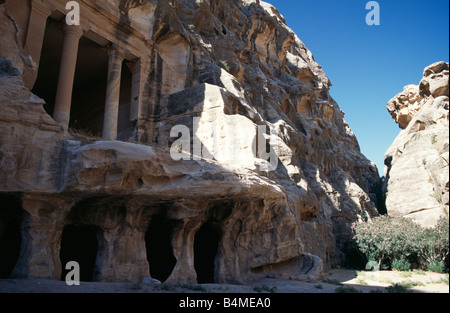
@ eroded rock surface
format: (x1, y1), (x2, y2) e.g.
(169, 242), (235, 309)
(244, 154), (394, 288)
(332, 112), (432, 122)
(384, 62), (449, 226)
(0, 0), (381, 284)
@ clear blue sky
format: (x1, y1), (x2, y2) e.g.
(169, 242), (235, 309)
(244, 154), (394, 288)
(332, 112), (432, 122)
(267, 0), (449, 175)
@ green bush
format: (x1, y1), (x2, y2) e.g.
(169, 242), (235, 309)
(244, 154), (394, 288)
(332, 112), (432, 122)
(352, 216), (449, 272)
(335, 286), (361, 293)
(322, 279), (343, 286)
(386, 283), (412, 293)
(351, 215), (421, 269)
(218, 60), (231, 72)
(391, 257), (411, 271)
(415, 217), (449, 271)
(427, 261), (446, 273)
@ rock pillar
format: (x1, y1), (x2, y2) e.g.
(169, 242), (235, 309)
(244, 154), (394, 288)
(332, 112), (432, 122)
(23, 1), (52, 89)
(10, 196), (69, 280)
(52, 25), (83, 129)
(94, 201), (151, 283)
(103, 46), (125, 140)
(127, 58), (143, 122)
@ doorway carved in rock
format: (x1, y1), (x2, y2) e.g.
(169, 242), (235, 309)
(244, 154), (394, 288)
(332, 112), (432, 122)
(59, 224), (100, 282)
(145, 214), (177, 283)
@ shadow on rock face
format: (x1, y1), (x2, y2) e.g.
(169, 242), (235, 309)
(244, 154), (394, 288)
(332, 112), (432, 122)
(0, 56), (20, 77)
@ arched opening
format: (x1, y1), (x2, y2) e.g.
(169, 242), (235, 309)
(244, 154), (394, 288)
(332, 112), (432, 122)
(297, 94), (312, 117)
(60, 224), (99, 282)
(145, 215), (177, 283)
(0, 194), (23, 278)
(194, 222), (221, 284)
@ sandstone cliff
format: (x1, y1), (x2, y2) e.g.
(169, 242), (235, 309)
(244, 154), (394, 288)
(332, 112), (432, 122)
(384, 61), (449, 226)
(0, 0), (380, 283)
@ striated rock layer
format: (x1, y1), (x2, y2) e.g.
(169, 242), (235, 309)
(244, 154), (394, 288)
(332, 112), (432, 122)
(385, 61), (449, 227)
(0, 0), (381, 284)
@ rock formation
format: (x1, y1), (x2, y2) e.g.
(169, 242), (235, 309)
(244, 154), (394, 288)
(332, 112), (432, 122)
(385, 61), (449, 226)
(0, 0), (381, 284)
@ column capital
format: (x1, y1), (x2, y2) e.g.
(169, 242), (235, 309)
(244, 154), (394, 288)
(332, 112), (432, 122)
(127, 58), (150, 75)
(63, 24), (84, 38)
(107, 44), (127, 60)
(126, 58), (141, 74)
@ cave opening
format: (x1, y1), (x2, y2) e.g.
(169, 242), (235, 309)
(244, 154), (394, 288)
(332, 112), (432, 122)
(59, 224), (99, 282)
(0, 194), (23, 278)
(145, 214), (177, 283)
(194, 221), (221, 284)
(297, 95), (312, 117)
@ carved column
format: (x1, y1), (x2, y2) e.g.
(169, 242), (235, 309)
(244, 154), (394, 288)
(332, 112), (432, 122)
(53, 25), (83, 130)
(103, 46), (125, 140)
(127, 58), (143, 123)
(11, 195), (71, 280)
(22, 1), (52, 89)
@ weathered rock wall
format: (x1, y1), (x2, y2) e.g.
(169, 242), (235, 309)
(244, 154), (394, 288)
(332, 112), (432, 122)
(384, 61), (449, 226)
(0, 0), (381, 284)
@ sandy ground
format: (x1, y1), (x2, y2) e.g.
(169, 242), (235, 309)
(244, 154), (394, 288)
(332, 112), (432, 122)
(0, 269), (448, 294)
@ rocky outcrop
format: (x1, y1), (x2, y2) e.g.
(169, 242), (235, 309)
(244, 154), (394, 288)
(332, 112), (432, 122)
(0, 0), (381, 284)
(384, 61), (449, 226)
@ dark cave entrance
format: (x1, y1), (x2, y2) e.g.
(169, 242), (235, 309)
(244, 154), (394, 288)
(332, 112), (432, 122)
(145, 215), (177, 283)
(60, 224), (99, 282)
(194, 221), (221, 284)
(0, 195), (23, 278)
